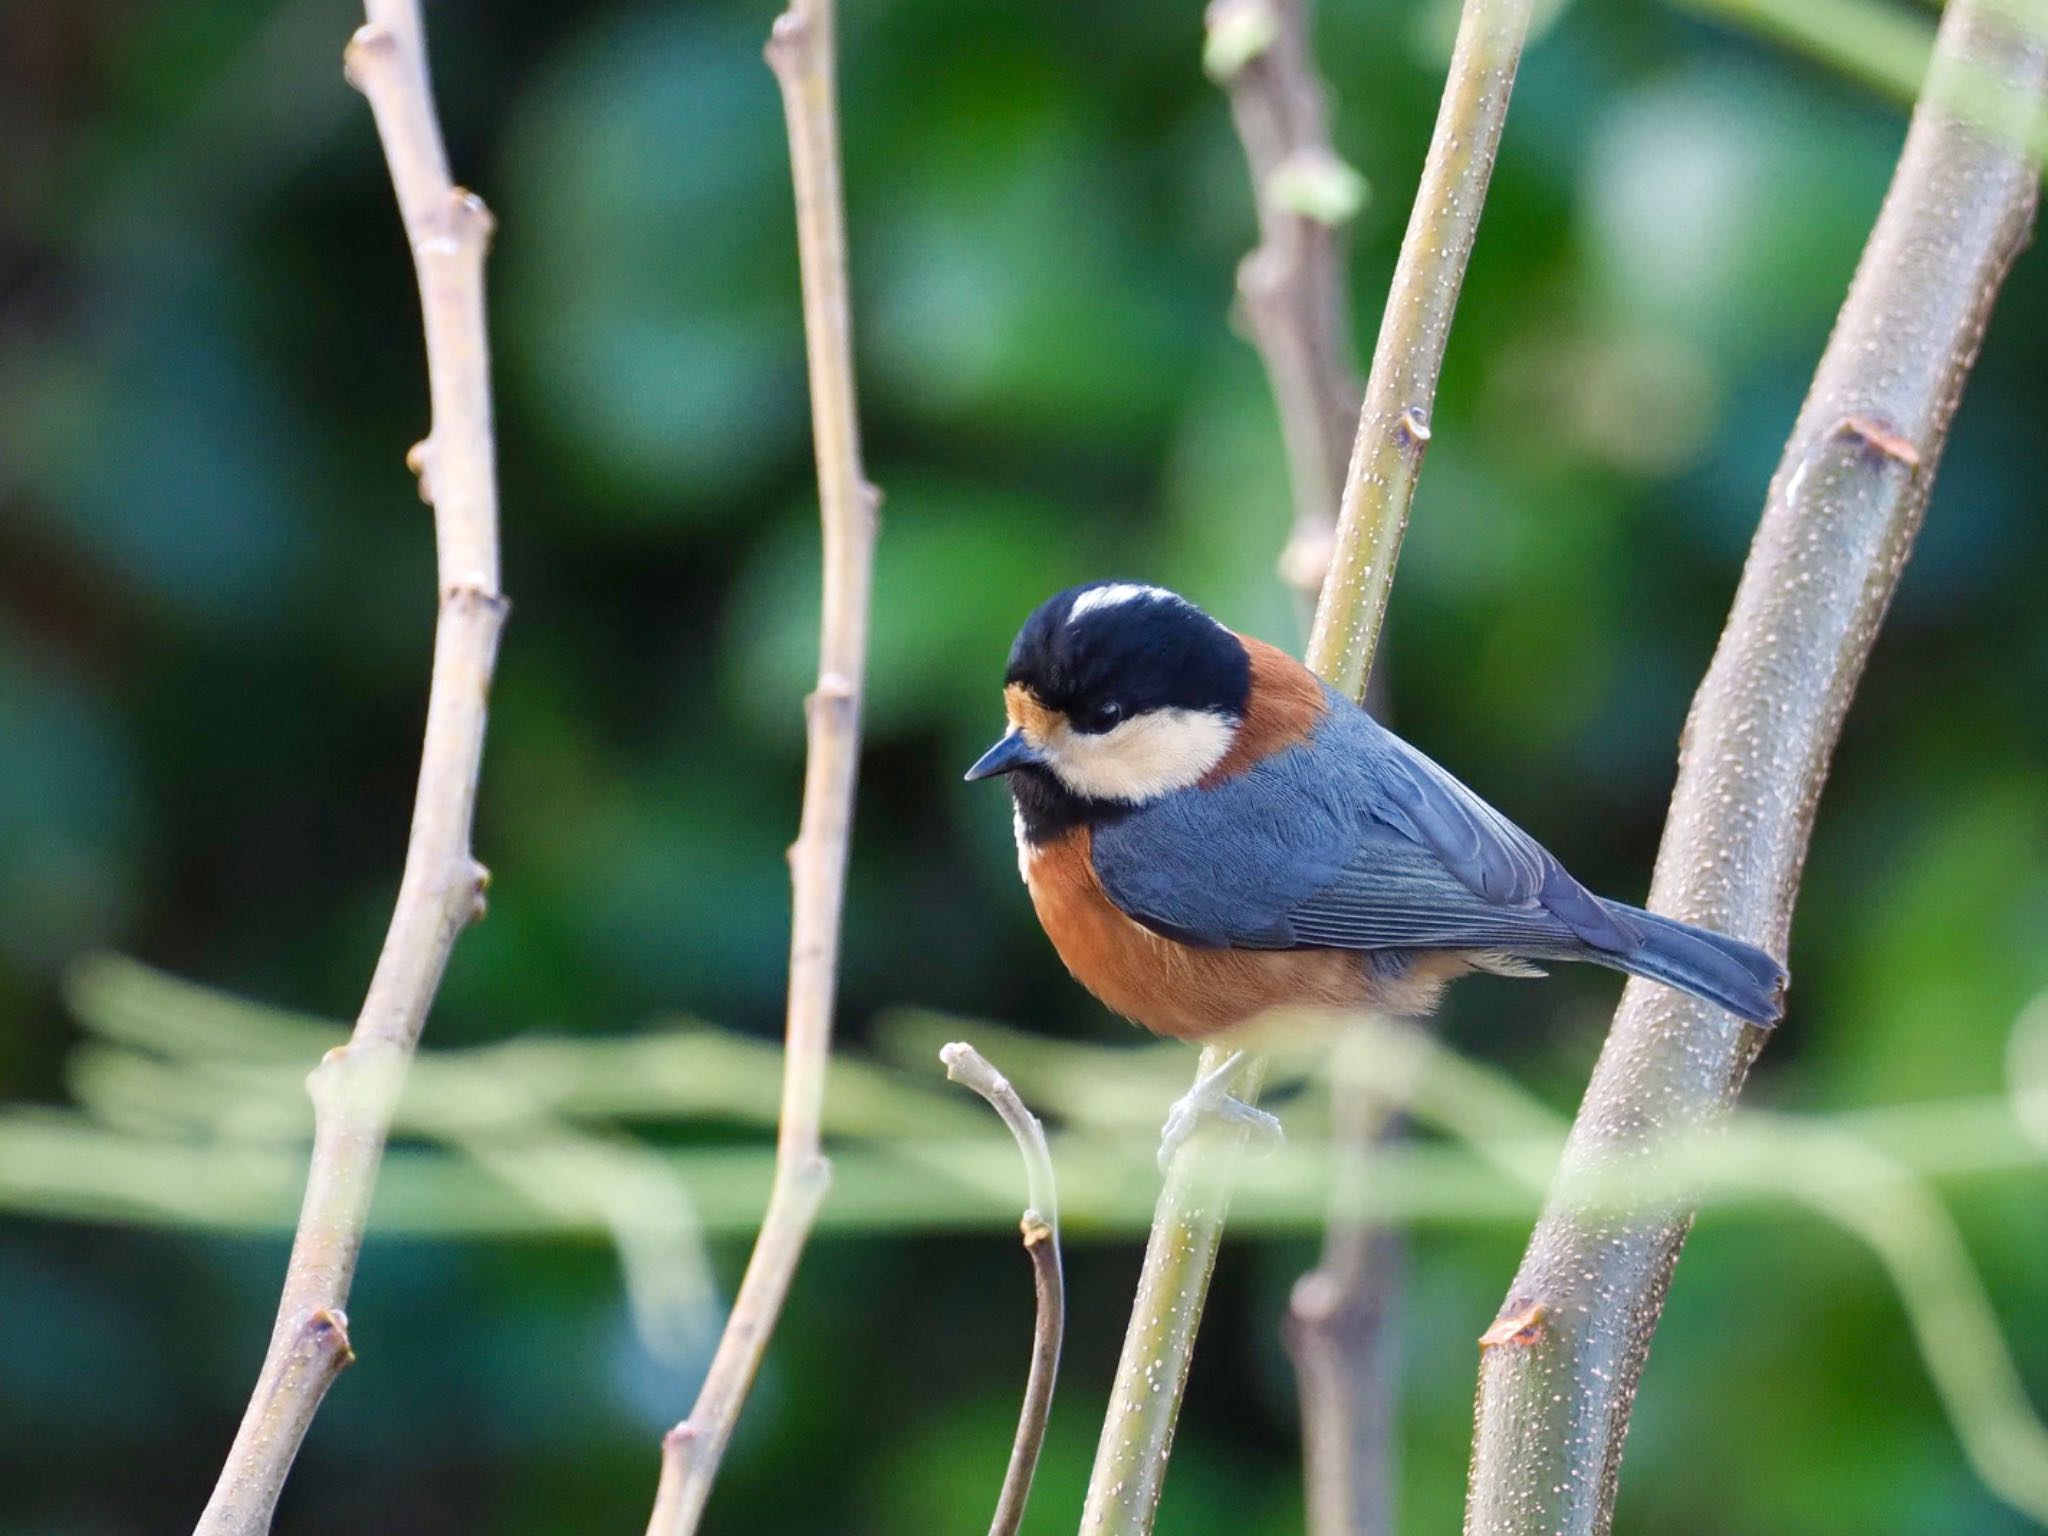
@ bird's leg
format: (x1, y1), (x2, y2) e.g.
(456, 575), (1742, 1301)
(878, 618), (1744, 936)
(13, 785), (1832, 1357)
(1157, 1049), (1283, 1173)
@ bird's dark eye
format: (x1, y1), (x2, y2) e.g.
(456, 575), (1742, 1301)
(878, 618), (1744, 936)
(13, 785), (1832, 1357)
(1080, 701), (1125, 733)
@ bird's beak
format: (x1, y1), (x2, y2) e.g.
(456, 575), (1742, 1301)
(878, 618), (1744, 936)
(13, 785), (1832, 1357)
(964, 730), (1044, 781)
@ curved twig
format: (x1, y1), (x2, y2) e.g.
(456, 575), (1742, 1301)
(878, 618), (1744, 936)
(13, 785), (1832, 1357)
(641, 0), (877, 1531)
(193, 4), (505, 1531)
(942, 1042), (1065, 1536)
(1465, 2), (2048, 1531)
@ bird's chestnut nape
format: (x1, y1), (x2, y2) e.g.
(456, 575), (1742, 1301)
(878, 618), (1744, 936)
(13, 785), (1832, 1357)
(967, 583), (1254, 821)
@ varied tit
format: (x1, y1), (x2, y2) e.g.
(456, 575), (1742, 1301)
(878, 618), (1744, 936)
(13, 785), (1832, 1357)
(966, 582), (1787, 1160)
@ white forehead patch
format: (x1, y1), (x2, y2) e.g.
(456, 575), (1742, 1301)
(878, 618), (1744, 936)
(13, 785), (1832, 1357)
(1066, 583), (1182, 625)
(1043, 707), (1235, 803)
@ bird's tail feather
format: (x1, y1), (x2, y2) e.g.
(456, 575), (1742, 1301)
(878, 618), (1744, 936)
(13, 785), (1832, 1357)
(1594, 902), (1787, 1028)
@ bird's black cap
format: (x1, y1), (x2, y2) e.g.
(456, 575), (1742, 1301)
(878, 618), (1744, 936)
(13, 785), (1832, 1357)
(1004, 582), (1250, 732)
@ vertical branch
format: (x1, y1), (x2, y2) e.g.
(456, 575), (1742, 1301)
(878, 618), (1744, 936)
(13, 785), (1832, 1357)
(192, 5), (505, 1532)
(1205, 0), (1365, 600)
(1204, 5), (1416, 1531)
(1283, 1028), (1405, 1536)
(1307, 0), (1532, 702)
(642, 1), (877, 1533)
(941, 1043), (1066, 1536)
(1465, 4), (2048, 1532)
(1080, 2), (1536, 1531)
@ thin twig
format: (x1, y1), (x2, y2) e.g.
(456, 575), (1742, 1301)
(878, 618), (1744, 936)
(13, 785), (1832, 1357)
(1465, 2), (2048, 1531)
(641, 0), (876, 1530)
(192, 4), (504, 1530)
(1205, 0), (1365, 602)
(1080, 4), (1536, 1528)
(941, 1042), (1065, 1536)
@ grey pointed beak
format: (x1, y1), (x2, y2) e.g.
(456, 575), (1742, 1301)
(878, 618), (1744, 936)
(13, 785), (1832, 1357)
(964, 730), (1044, 781)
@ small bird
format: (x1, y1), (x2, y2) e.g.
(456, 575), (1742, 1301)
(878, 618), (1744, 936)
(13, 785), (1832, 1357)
(967, 582), (1787, 1161)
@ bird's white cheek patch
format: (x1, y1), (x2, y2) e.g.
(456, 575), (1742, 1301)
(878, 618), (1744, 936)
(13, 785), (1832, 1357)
(1049, 709), (1236, 803)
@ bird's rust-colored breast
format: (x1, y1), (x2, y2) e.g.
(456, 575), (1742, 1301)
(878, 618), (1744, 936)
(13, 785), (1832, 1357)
(1023, 823), (1372, 1039)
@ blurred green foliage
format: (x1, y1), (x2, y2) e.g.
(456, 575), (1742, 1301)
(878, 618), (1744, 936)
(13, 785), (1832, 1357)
(2, 0), (2045, 1532)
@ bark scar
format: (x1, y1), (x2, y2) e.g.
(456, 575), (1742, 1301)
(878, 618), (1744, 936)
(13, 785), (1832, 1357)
(1836, 413), (1921, 467)
(1479, 1298), (1547, 1349)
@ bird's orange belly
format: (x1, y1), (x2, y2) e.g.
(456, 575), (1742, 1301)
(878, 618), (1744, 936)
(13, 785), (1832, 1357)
(1023, 825), (1378, 1039)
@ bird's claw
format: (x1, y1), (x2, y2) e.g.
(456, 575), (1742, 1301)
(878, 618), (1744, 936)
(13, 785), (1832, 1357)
(1156, 1051), (1285, 1173)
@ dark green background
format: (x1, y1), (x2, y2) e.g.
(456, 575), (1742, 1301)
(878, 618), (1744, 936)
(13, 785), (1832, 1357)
(3, 0), (2045, 1531)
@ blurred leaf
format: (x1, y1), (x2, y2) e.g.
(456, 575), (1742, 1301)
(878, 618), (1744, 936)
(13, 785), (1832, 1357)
(499, 6), (806, 509)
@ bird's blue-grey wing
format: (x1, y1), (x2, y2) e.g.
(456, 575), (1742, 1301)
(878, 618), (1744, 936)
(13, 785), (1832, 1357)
(1091, 692), (1641, 957)
(1342, 706), (1642, 953)
(1087, 739), (1357, 950)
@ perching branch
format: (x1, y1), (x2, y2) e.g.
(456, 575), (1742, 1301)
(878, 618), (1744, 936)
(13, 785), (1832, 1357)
(1204, 0), (1365, 600)
(192, 5), (505, 1531)
(1306, 0), (1533, 704)
(1465, 3), (2048, 1531)
(1079, 2), (1536, 1530)
(941, 1043), (1065, 1536)
(642, 0), (877, 1531)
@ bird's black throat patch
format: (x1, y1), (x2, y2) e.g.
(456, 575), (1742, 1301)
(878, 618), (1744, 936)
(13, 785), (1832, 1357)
(1009, 766), (1132, 844)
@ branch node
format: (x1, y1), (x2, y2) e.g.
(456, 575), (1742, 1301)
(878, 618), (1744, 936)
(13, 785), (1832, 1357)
(467, 860), (492, 923)
(1478, 1298), (1547, 1350)
(1836, 412), (1923, 467)
(1203, 0), (1280, 81)
(444, 581), (509, 618)
(1395, 406), (1433, 448)
(405, 437), (436, 504)
(662, 1422), (700, 1454)
(1267, 148), (1370, 226)
(765, 10), (808, 70)
(303, 1307), (356, 1368)
(1289, 1268), (1343, 1324)
(341, 23), (395, 92)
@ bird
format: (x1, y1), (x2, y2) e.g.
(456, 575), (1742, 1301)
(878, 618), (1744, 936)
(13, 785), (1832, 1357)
(965, 581), (1788, 1164)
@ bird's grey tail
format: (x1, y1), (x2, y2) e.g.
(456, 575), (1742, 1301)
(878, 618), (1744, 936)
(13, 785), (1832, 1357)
(1596, 902), (1787, 1028)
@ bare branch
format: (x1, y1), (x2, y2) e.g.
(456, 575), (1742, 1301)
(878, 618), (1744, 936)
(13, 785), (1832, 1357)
(1205, 0), (1365, 601)
(941, 1042), (1065, 1536)
(1465, 2), (2048, 1531)
(641, 1), (877, 1531)
(192, 4), (504, 1530)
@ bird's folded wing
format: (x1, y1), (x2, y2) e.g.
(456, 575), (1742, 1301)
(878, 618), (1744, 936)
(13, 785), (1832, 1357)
(1363, 728), (1641, 954)
(1090, 702), (1640, 956)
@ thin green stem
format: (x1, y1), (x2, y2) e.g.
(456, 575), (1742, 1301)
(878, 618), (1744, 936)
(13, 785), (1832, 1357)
(1306, 0), (1534, 702)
